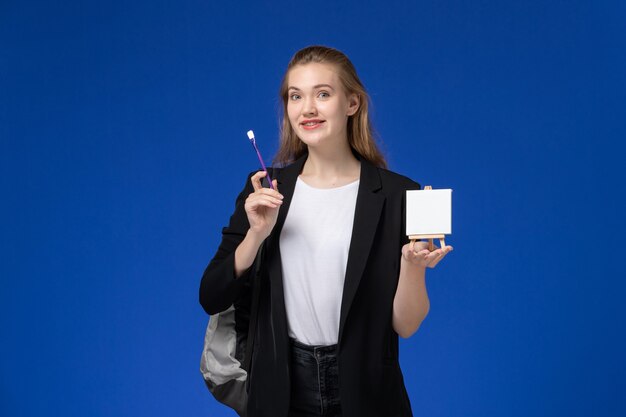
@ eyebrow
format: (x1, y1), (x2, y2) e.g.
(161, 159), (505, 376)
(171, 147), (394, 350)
(287, 84), (336, 91)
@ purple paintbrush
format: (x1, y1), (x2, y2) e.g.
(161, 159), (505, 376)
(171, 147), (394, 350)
(246, 130), (274, 189)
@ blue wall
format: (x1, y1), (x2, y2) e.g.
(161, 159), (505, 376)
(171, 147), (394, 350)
(1, 1), (624, 416)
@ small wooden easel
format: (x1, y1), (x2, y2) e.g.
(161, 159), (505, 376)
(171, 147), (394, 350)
(408, 186), (447, 252)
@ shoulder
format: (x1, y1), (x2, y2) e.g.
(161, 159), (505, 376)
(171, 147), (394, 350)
(376, 166), (421, 192)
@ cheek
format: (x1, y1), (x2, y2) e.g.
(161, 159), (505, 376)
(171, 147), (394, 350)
(286, 107), (301, 131)
(326, 102), (346, 119)
(287, 103), (298, 121)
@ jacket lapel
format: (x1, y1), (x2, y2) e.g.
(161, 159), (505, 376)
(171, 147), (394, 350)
(273, 155), (308, 238)
(263, 154), (308, 357)
(338, 158), (385, 346)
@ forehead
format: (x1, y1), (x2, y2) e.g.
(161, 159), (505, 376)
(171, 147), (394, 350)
(287, 63), (342, 90)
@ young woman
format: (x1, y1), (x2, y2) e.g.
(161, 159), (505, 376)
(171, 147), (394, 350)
(200, 45), (453, 417)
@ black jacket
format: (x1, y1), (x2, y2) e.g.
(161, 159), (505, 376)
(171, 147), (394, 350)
(200, 153), (421, 417)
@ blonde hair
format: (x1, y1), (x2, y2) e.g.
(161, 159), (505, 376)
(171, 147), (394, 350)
(274, 45), (387, 168)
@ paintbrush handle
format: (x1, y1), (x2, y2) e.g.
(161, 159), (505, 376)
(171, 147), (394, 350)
(252, 141), (274, 189)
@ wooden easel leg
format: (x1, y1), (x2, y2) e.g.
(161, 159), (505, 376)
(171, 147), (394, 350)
(408, 234), (447, 252)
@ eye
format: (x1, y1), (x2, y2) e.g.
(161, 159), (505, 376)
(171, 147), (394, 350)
(318, 91), (330, 99)
(289, 93), (301, 101)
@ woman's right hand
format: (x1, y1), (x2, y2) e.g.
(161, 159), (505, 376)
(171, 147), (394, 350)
(244, 171), (283, 240)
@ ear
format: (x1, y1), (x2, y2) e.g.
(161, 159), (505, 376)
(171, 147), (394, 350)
(346, 93), (360, 116)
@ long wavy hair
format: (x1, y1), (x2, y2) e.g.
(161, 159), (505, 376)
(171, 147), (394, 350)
(274, 45), (387, 168)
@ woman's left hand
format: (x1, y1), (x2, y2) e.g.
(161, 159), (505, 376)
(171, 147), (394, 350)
(401, 241), (453, 269)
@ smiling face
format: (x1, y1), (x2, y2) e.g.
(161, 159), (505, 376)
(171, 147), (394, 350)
(286, 63), (359, 152)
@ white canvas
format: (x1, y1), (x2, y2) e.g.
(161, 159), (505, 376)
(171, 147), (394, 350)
(406, 189), (452, 235)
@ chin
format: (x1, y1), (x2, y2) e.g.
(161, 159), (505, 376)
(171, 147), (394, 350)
(297, 130), (326, 144)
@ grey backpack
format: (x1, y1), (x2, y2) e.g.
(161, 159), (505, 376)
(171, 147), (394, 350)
(200, 245), (263, 416)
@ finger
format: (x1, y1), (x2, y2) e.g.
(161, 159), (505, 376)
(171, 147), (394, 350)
(429, 248), (451, 268)
(429, 255), (446, 268)
(247, 201), (280, 212)
(250, 189), (283, 204)
(255, 188), (284, 200)
(431, 248), (445, 260)
(439, 247), (452, 257)
(435, 246), (453, 259)
(422, 249), (441, 263)
(410, 241), (428, 252)
(409, 250), (429, 265)
(428, 251), (445, 268)
(247, 195), (283, 209)
(409, 251), (429, 267)
(272, 179), (279, 192)
(250, 171), (267, 191)
(253, 195), (283, 206)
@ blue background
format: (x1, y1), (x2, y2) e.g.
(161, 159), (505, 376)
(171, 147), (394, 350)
(1, 1), (624, 416)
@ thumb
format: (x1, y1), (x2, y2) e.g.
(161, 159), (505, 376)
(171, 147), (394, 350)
(272, 179), (279, 192)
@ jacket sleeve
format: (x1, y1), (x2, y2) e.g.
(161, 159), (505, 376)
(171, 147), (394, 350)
(400, 179), (421, 247)
(199, 172), (256, 315)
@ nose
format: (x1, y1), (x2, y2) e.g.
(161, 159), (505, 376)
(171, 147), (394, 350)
(302, 96), (317, 116)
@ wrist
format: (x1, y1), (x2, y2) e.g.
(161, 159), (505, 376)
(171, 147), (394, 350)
(246, 229), (267, 246)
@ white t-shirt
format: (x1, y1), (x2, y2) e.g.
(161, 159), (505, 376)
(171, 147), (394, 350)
(279, 176), (360, 346)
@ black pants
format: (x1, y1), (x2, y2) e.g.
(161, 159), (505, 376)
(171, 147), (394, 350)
(288, 338), (342, 417)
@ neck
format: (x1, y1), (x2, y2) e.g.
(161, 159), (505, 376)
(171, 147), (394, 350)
(300, 141), (360, 185)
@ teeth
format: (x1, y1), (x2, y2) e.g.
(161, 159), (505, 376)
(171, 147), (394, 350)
(304, 122), (319, 126)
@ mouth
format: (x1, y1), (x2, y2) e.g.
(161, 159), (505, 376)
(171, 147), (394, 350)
(300, 119), (325, 130)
